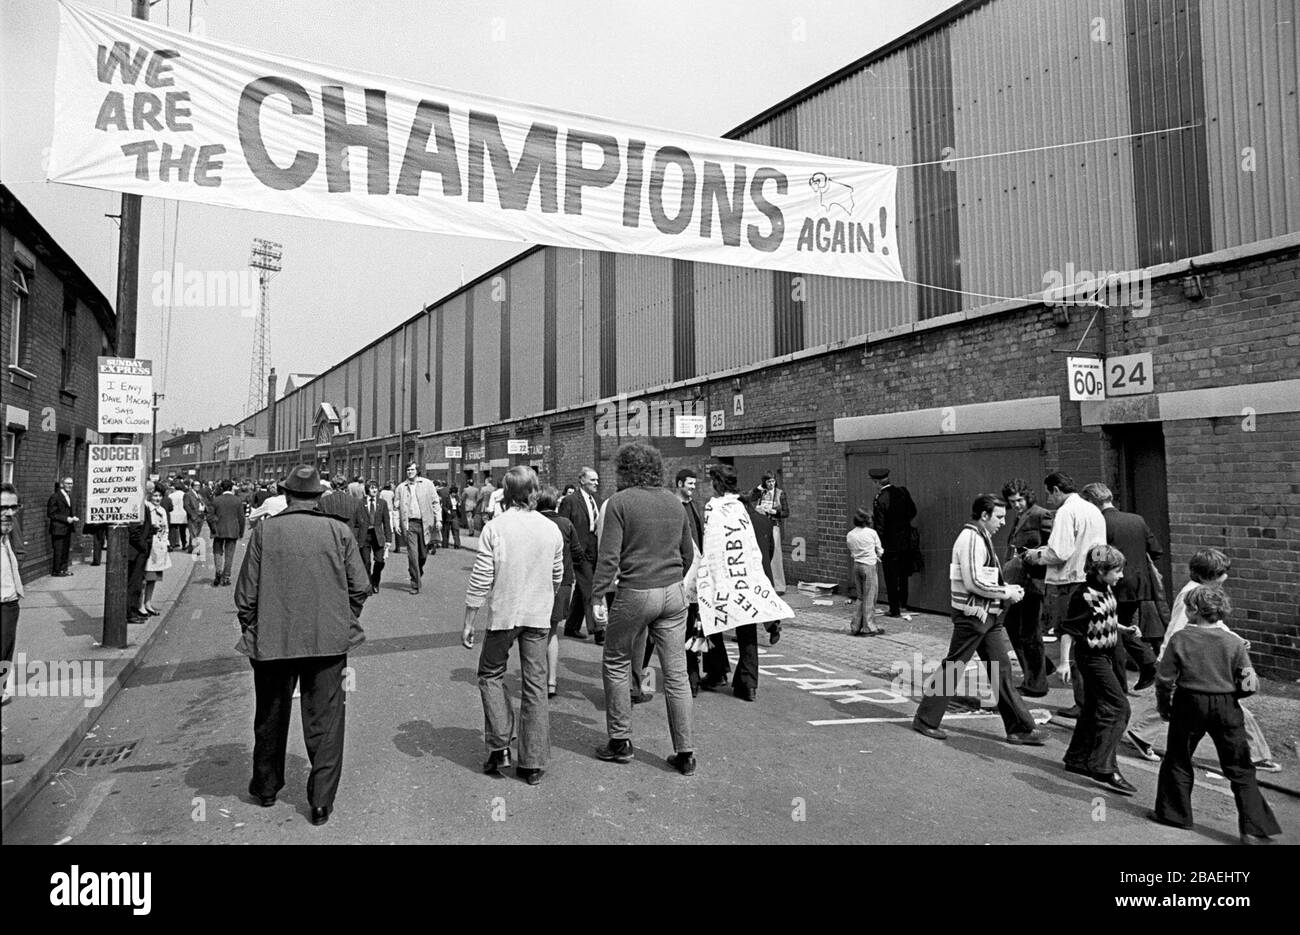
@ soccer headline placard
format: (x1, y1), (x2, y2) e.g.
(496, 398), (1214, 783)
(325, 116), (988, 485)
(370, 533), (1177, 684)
(86, 444), (145, 525)
(49, 2), (902, 281)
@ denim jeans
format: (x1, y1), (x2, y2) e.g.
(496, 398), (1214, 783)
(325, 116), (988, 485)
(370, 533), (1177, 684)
(602, 584), (693, 753)
(478, 626), (550, 769)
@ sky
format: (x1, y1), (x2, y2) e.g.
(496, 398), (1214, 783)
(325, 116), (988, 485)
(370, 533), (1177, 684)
(1, 0), (951, 433)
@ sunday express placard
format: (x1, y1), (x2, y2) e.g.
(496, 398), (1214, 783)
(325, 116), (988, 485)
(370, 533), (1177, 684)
(97, 356), (153, 433)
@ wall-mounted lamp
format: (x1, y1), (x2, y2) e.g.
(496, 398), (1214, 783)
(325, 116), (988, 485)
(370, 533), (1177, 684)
(1182, 272), (1205, 301)
(1052, 307), (1070, 328)
(731, 377), (742, 392)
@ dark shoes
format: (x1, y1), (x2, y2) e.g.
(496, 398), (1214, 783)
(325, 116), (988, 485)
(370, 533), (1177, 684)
(1069, 766), (1136, 796)
(563, 628), (587, 640)
(310, 806), (330, 826)
(517, 767), (543, 786)
(483, 748), (513, 774)
(593, 631), (606, 645)
(667, 752), (696, 775)
(699, 677), (726, 692)
(1055, 706), (1082, 719)
(1016, 684), (1049, 698)
(595, 739), (634, 763)
(257, 795), (276, 807)
(913, 724), (948, 740)
(733, 688), (756, 702)
(1006, 729), (1048, 746)
(1, 752), (25, 765)
(768, 624), (781, 646)
(1133, 667), (1157, 693)
(631, 692), (654, 705)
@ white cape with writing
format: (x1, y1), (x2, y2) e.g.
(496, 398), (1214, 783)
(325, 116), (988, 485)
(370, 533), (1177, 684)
(695, 495), (792, 636)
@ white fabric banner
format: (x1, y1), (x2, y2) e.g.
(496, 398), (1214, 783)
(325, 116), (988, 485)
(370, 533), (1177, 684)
(696, 495), (792, 636)
(49, 2), (902, 281)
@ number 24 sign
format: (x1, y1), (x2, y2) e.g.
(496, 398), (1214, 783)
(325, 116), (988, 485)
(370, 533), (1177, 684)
(1105, 352), (1154, 397)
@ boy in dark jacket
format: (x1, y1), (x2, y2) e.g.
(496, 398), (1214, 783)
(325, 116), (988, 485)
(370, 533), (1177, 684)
(1061, 544), (1140, 795)
(1151, 585), (1280, 843)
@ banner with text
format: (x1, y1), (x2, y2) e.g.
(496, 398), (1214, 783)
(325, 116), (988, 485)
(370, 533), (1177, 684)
(97, 356), (152, 433)
(86, 444), (145, 524)
(696, 495), (792, 636)
(50, 2), (901, 281)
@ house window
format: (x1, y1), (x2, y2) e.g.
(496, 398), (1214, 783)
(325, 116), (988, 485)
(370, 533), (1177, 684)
(61, 287), (78, 387)
(162, 447), (171, 459)
(57, 434), (70, 478)
(2, 431), (18, 484)
(9, 263), (31, 367)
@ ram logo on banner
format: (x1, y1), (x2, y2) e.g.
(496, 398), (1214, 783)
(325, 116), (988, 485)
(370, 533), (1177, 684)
(695, 495), (792, 636)
(49, 2), (901, 282)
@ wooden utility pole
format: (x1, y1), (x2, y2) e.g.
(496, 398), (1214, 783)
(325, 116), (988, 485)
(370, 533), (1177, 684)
(102, 0), (150, 649)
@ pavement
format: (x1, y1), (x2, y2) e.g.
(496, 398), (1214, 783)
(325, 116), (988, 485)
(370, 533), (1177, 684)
(2, 536), (1296, 844)
(2, 545), (196, 831)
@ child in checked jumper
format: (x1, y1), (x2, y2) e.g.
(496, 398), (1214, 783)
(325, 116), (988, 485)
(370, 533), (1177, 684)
(1151, 585), (1281, 844)
(1061, 544), (1140, 796)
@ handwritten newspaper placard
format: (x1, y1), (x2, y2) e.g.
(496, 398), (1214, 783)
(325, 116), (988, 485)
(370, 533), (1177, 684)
(696, 494), (792, 636)
(86, 443), (144, 524)
(50, 2), (900, 281)
(97, 357), (152, 433)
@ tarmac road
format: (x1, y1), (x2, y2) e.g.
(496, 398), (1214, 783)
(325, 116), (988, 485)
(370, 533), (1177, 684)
(6, 539), (1297, 845)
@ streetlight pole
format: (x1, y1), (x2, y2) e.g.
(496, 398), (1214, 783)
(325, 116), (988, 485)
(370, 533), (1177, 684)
(150, 392), (165, 478)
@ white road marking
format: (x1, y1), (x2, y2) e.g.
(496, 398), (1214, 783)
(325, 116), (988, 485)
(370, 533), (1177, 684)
(191, 609), (202, 620)
(809, 712), (998, 726)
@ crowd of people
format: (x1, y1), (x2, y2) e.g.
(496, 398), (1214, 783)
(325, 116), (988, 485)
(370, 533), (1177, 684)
(0, 456), (1284, 843)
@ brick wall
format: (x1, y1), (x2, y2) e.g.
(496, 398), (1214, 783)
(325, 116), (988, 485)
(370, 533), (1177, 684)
(219, 247), (1299, 676)
(2, 225), (115, 581)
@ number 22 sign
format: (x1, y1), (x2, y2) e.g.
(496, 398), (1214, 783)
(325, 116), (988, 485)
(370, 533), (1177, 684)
(1105, 352), (1154, 397)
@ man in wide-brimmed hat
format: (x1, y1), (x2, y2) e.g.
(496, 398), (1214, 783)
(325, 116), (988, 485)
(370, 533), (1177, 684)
(234, 463), (370, 827)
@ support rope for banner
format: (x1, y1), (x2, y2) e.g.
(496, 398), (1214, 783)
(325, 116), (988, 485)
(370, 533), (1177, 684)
(901, 279), (1106, 308)
(896, 123), (1199, 169)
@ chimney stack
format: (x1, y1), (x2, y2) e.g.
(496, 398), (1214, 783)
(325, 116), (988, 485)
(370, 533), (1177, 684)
(267, 367), (278, 449)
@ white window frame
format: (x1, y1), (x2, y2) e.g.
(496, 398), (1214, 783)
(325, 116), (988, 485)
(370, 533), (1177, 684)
(2, 430), (17, 484)
(10, 263), (31, 367)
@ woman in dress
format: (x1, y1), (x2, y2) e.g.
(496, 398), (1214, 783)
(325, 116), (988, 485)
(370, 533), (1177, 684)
(142, 486), (172, 616)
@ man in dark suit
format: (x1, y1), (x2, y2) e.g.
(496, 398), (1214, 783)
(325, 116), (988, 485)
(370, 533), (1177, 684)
(357, 480), (393, 594)
(558, 466), (603, 641)
(321, 474), (366, 545)
(46, 476), (79, 576)
(127, 491), (153, 623)
(1082, 482), (1162, 692)
(211, 479), (247, 586)
(870, 468), (917, 617)
(1002, 478), (1053, 696)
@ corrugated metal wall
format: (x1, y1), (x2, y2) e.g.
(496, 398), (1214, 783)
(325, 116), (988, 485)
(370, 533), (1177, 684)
(792, 52), (919, 343)
(694, 262), (774, 373)
(1201, 0), (1300, 248)
(581, 250), (603, 398)
(510, 252), (546, 418)
(615, 253), (674, 392)
(441, 294), (466, 430)
(553, 248), (585, 408)
(257, 0), (1297, 451)
(952, 0), (1140, 300)
(471, 279), (501, 424)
